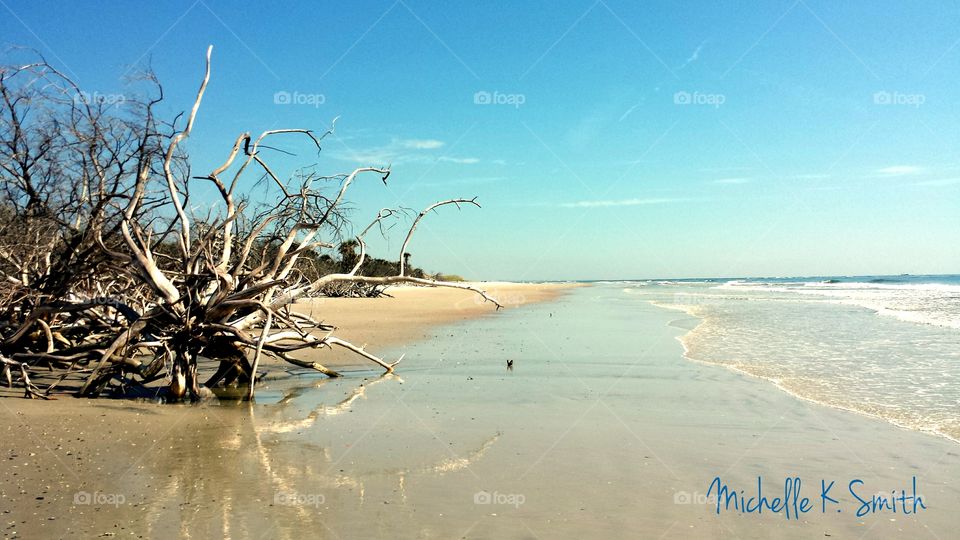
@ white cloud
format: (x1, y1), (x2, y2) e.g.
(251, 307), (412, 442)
(559, 197), (684, 208)
(438, 156), (480, 164)
(916, 177), (960, 187)
(336, 149), (396, 164)
(401, 139), (445, 150)
(335, 137), (449, 164)
(618, 102), (642, 122)
(876, 165), (924, 177)
(677, 40), (706, 70)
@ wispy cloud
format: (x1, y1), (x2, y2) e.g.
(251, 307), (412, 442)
(916, 177), (960, 187)
(618, 101), (643, 122)
(401, 139), (445, 150)
(438, 156), (480, 164)
(335, 137), (478, 165)
(875, 165), (924, 177)
(559, 197), (685, 208)
(712, 177), (751, 185)
(677, 40), (706, 70)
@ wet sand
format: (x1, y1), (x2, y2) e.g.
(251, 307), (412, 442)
(2, 284), (959, 539)
(0, 281), (577, 538)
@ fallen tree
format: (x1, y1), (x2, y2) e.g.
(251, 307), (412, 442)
(0, 46), (499, 401)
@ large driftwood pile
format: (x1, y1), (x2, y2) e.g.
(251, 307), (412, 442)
(0, 46), (499, 401)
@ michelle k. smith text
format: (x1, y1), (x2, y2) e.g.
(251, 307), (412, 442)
(706, 476), (926, 519)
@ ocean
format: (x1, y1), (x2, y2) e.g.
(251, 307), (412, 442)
(617, 274), (960, 443)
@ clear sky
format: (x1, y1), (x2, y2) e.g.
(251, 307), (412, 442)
(2, 0), (959, 280)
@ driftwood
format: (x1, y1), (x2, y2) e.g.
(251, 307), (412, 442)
(0, 46), (499, 400)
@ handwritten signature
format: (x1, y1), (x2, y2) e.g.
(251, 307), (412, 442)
(705, 476), (926, 518)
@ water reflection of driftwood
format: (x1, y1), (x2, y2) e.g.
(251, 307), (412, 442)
(259, 373), (503, 477)
(262, 372), (401, 434)
(384, 431), (502, 506)
(138, 374), (501, 539)
(252, 373), (501, 498)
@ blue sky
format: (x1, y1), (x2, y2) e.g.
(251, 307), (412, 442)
(2, 0), (959, 280)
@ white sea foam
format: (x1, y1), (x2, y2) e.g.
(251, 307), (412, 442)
(715, 280), (960, 329)
(634, 281), (960, 444)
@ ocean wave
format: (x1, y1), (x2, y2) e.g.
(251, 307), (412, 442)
(714, 280), (960, 329)
(654, 297), (960, 445)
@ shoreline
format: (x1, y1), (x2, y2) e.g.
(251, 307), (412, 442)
(284, 281), (582, 370)
(651, 299), (960, 446)
(2, 282), (958, 538)
(351, 285), (960, 538)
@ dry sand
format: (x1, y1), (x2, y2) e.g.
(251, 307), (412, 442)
(285, 282), (575, 369)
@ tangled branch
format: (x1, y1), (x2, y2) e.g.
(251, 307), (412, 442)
(0, 46), (498, 401)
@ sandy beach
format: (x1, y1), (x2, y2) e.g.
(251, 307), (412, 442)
(0, 282), (577, 538)
(3, 3), (959, 538)
(284, 282), (575, 369)
(2, 283), (959, 539)
(0, 0), (960, 540)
